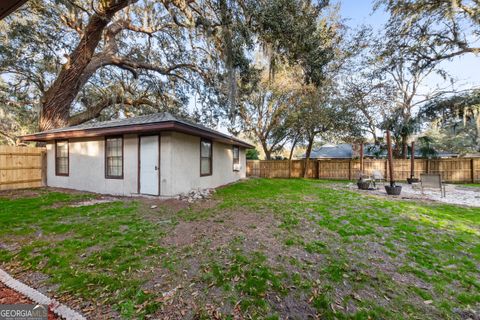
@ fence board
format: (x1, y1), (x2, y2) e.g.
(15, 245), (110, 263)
(319, 160), (350, 180)
(247, 158), (480, 183)
(0, 146), (46, 190)
(474, 159), (480, 182)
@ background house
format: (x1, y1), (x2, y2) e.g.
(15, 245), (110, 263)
(21, 113), (252, 196)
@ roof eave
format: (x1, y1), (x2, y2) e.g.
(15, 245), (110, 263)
(0, 0), (28, 20)
(20, 121), (254, 149)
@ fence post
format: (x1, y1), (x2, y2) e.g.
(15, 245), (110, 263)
(300, 158), (308, 178)
(288, 160), (292, 178)
(426, 159), (430, 174)
(316, 160), (320, 179)
(471, 158), (475, 183)
(41, 151), (47, 186)
(348, 160), (352, 180)
(384, 159), (388, 181)
(475, 159), (478, 183)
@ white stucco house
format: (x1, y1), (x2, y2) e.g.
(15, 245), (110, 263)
(21, 113), (252, 196)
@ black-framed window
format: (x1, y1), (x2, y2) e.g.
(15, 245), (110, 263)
(200, 139), (212, 176)
(105, 136), (123, 179)
(55, 140), (69, 176)
(233, 145), (240, 169)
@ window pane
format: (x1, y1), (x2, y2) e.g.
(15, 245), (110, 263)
(56, 141), (68, 175)
(56, 157), (68, 175)
(201, 158), (211, 175)
(233, 146), (239, 159)
(56, 141), (67, 157)
(233, 146), (240, 165)
(201, 140), (211, 157)
(106, 137), (123, 177)
(107, 138), (121, 157)
(107, 157), (122, 176)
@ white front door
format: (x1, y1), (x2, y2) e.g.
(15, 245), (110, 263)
(140, 135), (159, 195)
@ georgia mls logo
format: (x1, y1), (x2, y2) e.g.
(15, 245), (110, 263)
(32, 305), (48, 318)
(0, 304), (48, 320)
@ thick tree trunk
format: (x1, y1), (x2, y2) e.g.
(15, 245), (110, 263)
(359, 143), (364, 174)
(401, 134), (408, 159)
(392, 137), (401, 158)
(303, 136), (314, 178)
(39, 0), (133, 131)
(386, 130), (395, 185)
(260, 140), (271, 160)
(410, 141), (415, 179)
(289, 137), (298, 160)
(264, 150), (271, 160)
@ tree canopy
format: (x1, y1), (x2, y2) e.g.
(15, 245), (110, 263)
(0, 0), (338, 139)
(376, 0), (480, 62)
(1, 0), (479, 157)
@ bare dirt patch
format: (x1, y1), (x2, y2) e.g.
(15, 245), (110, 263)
(141, 197), (190, 212)
(137, 198), (190, 228)
(303, 194), (318, 202)
(68, 197), (118, 207)
(0, 188), (44, 200)
(44, 187), (95, 195)
(162, 209), (277, 250)
(271, 292), (317, 319)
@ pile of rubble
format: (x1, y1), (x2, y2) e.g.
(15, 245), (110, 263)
(176, 188), (216, 202)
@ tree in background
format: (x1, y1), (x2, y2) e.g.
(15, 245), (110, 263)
(246, 148), (260, 160)
(420, 89), (480, 153)
(381, 108), (419, 158)
(376, 0), (479, 63)
(233, 0), (342, 160)
(372, 29), (452, 158)
(236, 68), (301, 160)
(295, 82), (362, 176)
(341, 71), (397, 144)
(417, 136), (438, 158)
(0, 79), (38, 145)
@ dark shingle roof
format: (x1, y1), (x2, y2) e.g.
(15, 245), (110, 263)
(302, 144), (353, 159)
(43, 113), (185, 133)
(21, 112), (253, 148)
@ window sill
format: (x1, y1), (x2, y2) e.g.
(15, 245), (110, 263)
(105, 176), (124, 180)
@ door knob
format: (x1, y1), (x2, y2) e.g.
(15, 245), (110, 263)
(155, 165), (158, 171)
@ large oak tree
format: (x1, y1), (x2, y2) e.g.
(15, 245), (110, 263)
(1, 0), (334, 139)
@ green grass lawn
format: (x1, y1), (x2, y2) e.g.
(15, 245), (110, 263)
(0, 179), (479, 319)
(460, 183), (480, 188)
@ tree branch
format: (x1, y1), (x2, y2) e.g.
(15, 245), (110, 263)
(0, 130), (16, 145)
(68, 96), (155, 126)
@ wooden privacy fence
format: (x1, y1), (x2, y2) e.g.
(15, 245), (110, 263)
(247, 158), (480, 183)
(0, 146), (46, 191)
